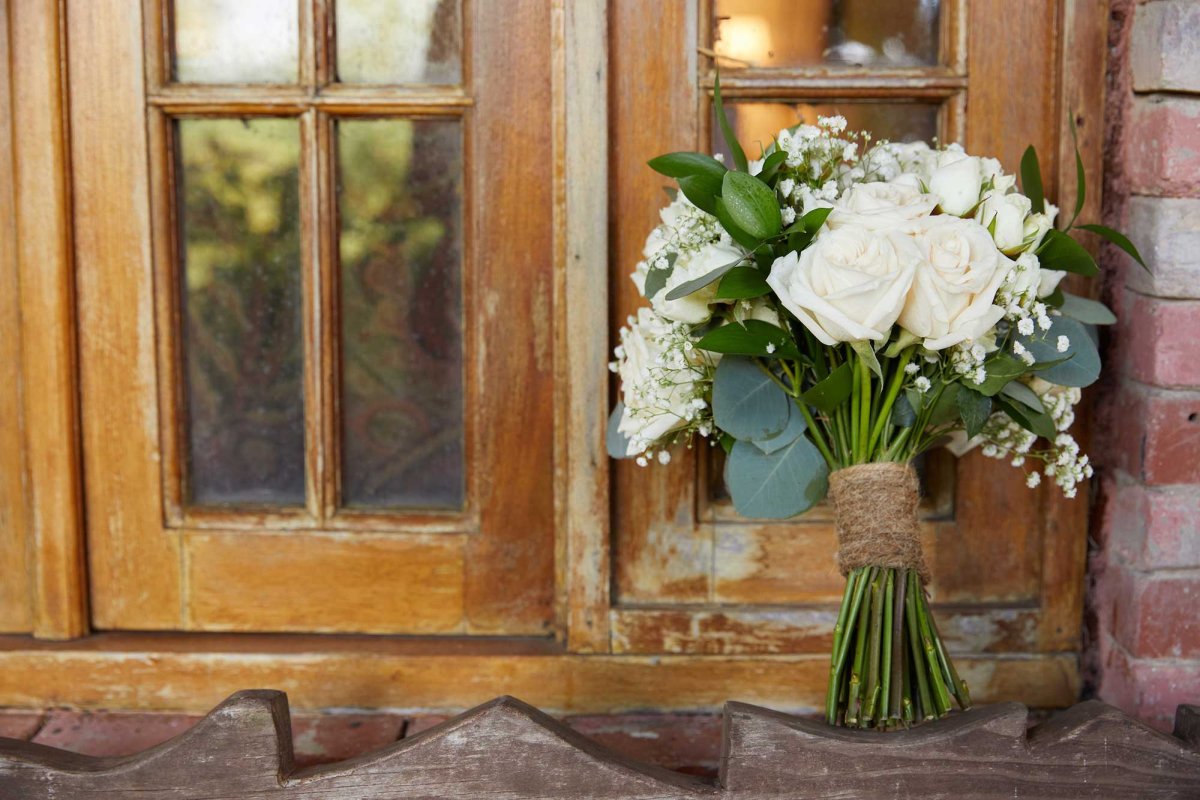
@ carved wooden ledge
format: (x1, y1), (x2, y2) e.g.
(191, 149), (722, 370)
(1, 691), (1197, 799)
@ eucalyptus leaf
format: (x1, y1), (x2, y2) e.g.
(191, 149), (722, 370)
(712, 357), (790, 441)
(1059, 293), (1117, 325)
(727, 436), (828, 519)
(643, 252), (677, 299)
(1019, 316), (1101, 387)
(800, 362), (852, 413)
(715, 266), (771, 300)
(957, 386), (993, 439)
(753, 401), (808, 454)
(695, 320), (802, 359)
(722, 171), (782, 241)
(890, 393), (916, 428)
(1020, 145), (1045, 214)
(1037, 230), (1099, 277)
(664, 255), (744, 301)
(606, 403), (631, 459)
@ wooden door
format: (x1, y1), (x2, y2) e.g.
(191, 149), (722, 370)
(608, 0), (1098, 694)
(73, 0), (557, 635)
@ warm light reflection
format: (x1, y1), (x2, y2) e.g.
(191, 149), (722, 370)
(713, 15), (773, 66)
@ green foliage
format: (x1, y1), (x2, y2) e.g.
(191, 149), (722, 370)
(1059, 293), (1116, 325)
(1019, 316), (1101, 387)
(1020, 145), (1045, 214)
(726, 436), (828, 519)
(712, 357), (791, 441)
(695, 320), (802, 359)
(647, 152), (726, 216)
(1078, 223), (1149, 272)
(606, 403), (631, 459)
(956, 387), (992, 439)
(713, 72), (748, 173)
(995, 394), (1056, 440)
(753, 402), (808, 454)
(721, 171), (782, 241)
(1037, 230), (1099, 276)
(663, 254), (744, 300)
(974, 354), (1029, 396)
(801, 362), (853, 413)
(714, 266), (771, 300)
(756, 150), (789, 184)
(642, 252), (676, 299)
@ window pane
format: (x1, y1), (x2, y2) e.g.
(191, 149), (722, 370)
(714, 0), (941, 68)
(717, 101), (939, 162)
(337, 119), (464, 509)
(173, 0), (299, 83)
(336, 0), (462, 85)
(177, 118), (305, 507)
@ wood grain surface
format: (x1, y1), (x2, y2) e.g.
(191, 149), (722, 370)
(1, 690), (1196, 799)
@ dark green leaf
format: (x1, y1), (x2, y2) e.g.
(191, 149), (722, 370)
(890, 393), (916, 428)
(712, 356), (790, 441)
(1000, 380), (1045, 412)
(695, 320), (802, 359)
(715, 266), (771, 300)
(975, 354), (1029, 396)
(803, 206), (833, 233)
(800, 362), (852, 413)
(714, 196), (760, 250)
(1067, 120), (1085, 229)
(1059, 293), (1117, 325)
(606, 403), (631, 459)
(757, 150), (788, 184)
(753, 401), (808, 454)
(720, 432), (735, 454)
(1042, 286), (1065, 308)
(721, 171), (782, 241)
(995, 395), (1056, 440)
(957, 386), (993, 439)
(1078, 223), (1149, 272)
(713, 72), (748, 173)
(1019, 316), (1101, 387)
(928, 382), (961, 426)
(647, 151), (727, 181)
(663, 255), (744, 301)
(1020, 145), (1045, 214)
(726, 436), (828, 519)
(1037, 230), (1099, 277)
(678, 173), (720, 216)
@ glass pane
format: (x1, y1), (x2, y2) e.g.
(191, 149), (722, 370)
(336, 0), (462, 85)
(714, 0), (941, 68)
(717, 101), (939, 162)
(173, 0), (299, 83)
(177, 118), (305, 506)
(337, 119), (464, 509)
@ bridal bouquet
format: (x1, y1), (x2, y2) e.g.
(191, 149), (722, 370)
(607, 80), (1143, 729)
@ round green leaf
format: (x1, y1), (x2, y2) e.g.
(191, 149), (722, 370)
(727, 436), (828, 519)
(1020, 316), (1101, 387)
(712, 357), (790, 441)
(606, 403), (631, 459)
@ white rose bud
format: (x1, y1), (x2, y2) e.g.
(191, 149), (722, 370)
(929, 148), (984, 216)
(976, 191), (1032, 253)
(1023, 211), (1054, 253)
(899, 216), (1013, 350)
(767, 224), (921, 345)
(1038, 268), (1067, 298)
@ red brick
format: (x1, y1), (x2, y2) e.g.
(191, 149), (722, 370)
(289, 712), (404, 767)
(1109, 564), (1200, 659)
(1124, 197), (1200, 300)
(1131, 1), (1200, 93)
(1121, 291), (1200, 388)
(1125, 97), (1200, 197)
(1102, 472), (1200, 570)
(0, 710), (44, 741)
(31, 710), (202, 756)
(1105, 382), (1200, 485)
(1098, 634), (1200, 732)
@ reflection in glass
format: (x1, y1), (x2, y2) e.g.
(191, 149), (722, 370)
(716, 101), (939, 163)
(176, 119), (305, 506)
(174, 0), (299, 83)
(714, 0), (941, 68)
(336, 0), (462, 85)
(337, 119), (464, 509)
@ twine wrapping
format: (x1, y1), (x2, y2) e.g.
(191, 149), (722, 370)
(828, 462), (930, 584)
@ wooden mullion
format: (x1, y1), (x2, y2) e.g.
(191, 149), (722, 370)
(298, 0), (316, 90)
(311, 0), (333, 88)
(299, 110), (326, 522)
(314, 109), (339, 521)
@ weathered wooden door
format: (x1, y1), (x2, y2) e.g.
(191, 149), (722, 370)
(71, 0), (558, 635)
(606, 0), (1099, 703)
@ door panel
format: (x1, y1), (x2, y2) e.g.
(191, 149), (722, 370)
(75, 0), (555, 635)
(609, 0), (1083, 666)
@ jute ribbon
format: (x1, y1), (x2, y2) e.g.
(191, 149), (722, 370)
(828, 462), (930, 584)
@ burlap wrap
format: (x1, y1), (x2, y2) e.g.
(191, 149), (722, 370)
(828, 462), (930, 584)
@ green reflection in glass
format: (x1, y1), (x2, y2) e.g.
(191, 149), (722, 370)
(177, 118), (305, 507)
(337, 119), (464, 509)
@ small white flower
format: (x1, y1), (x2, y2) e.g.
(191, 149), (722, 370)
(657, 450), (672, 465)
(1017, 317), (1035, 336)
(972, 366), (987, 385)
(635, 456), (648, 467)
(914, 376), (931, 393)
(904, 363), (920, 375)
(1026, 472), (1041, 488)
(778, 178), (796, 198)
(713, 153), (725, 163)
(1056, 335), (1070, 353)
(1012, 341), (1026, 356)
(781, 207), (796, 225)
(765, 342), (777, 354)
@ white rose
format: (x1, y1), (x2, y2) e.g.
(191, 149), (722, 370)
(975, 191), (1032, 253)
(616, 308), (709, 456)
(767, 225), (921, 345)
(899, 216), (1013, 350)
(827, 181), (938, 230)
(1038, 268), (1067, 298)
(886, 141), (938, 177)
(929, 147), (984, 216)
(633, 240), (742, 324)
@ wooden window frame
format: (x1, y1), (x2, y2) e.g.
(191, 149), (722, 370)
(0, 0), (1109, 713)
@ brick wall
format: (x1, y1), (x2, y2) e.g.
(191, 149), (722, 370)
(1091, 0), (1200, 731)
